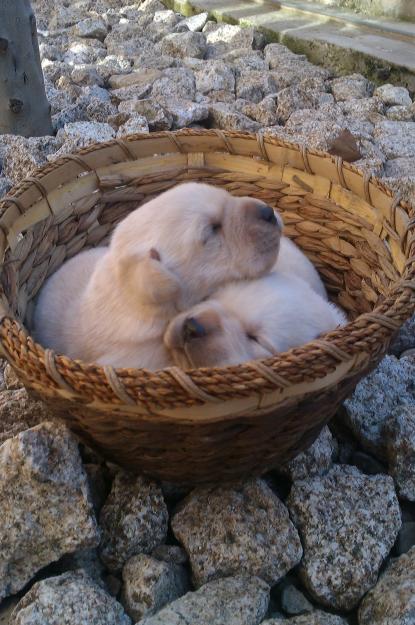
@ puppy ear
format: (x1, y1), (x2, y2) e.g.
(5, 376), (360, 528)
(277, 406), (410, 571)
(117, 248), (181, 306)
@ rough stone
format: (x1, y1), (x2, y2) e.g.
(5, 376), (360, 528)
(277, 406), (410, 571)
(391, 314), (415, 355)
(236, 95), (279, 126)
(277, 81), (334, 123)
(384, 157), (415, 179)
(204, 23), (265, 58)
(121, 554), (189, 622)
(343, 355), (415, 459)
(275, 426), (337, 481)
(358, 546), (415, 625)
(374, 83), (412, 107)
(136, 575), (269, 625)
(71, 65), (105, 87)
(386, 105), (414, 121)
(3, 364), (22, 390)
(180, 12), (209, 32)
(288, 465), (401, 610)
(331, 73), (372, 101)
(340, 96), (385, 122)
(117, 115), (149, 137)
(194, 60), (235, 94)
(53, 121), (115, 159)
(0, 135), (60, 184)
(160, 31), (206, 59)
(209, 102), (261, 131)
(263, 612), (348, 625)
(160, 99), (208, 128)
(151, 67), (196, 101)
(99, 471), (168, 573)
(172, 478), (302, 587)
(0, 388), (57, 446)
(109, 68), (162, 90)
(0, 422), (99, 601)
(374, 121), (415, 158)
(9, 571), (131, 625)
(118, 99), (172, 130)
(63, 40), (106, 66)
(235, 71), (278, 103)
(74, 17), (108, 41)
(385, 405), (415, 501)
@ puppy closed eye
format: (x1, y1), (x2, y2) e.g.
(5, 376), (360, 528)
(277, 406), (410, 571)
(246, 333), (258, 343)
(202, 222), (222, 244)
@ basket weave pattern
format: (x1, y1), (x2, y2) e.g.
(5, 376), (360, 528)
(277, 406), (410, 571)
(0, 129), (414, 482)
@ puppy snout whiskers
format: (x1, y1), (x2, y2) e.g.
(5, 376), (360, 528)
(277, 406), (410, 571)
(182, 317), (207, 342)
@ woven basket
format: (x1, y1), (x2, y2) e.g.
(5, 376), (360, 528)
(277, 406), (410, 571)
(0, 129), (414, 484)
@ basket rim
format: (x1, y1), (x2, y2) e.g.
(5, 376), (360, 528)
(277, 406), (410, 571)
(0, 129), (414, 412)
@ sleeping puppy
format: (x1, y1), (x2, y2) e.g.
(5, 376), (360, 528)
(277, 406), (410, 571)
(275, 237), (327, 299)
(33, 182), (281, 369)
(164, 272), (346, 369)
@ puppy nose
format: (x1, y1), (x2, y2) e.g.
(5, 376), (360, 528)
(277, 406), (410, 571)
(182, 317), (207, 342)
(258, 205), (277, 225)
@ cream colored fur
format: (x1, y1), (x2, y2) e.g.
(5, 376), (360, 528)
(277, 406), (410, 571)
(33, 182), (281, 368)
(165, 272), (347, 369)
(275, 237), (327, 299)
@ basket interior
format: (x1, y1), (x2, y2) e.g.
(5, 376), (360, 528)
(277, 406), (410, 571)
(0, 160), (407, 332)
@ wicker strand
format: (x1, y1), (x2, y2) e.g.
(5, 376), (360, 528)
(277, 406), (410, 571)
(44, 349), (75, 393)
(25, 176), (54, 215)
(310, 339), (350, 362)
(358, 312), (401, 331)
(256, 133), (269, 161)
(248, 361), (291, 388)
(103, 365), (136, 405)
(335, 156), (348, 190)
(213, 129), (235, 154)
(167, 367), (222, 403)
(63, 154), (94, 172)
(115, 138), (136, 161)
(300, 145), (312, 174)
(1, 196), (25, 215)
(363, 172), (372, 204)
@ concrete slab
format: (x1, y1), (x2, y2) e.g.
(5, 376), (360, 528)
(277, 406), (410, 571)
(165, 0), (415, 91)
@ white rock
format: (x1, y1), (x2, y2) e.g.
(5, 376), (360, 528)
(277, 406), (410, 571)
(331, 74), (372, 101)
(385, 405), (415, 501)
(374, 121), (415, 158)
(358, 546), (415, 625)
(74, 17), (108, 41)
(386, 105), (414, 121)
(374, 83), (412, 107)
(172, 478), (302, 587)
(0, 422), (100, 602)
(117, 115), (149, 137)
(137, 576), (269, 625)
(180, 12), (209, 32)
(263, 612), (348, 625)
(276, 426), (337, 481)
(160, 31), (206, 59)
(121, 554), (189, 622)
(9, 571), (130, 625)
(99, 472), (168, 573)
(343, 355), (415, 458)
(194, 60), (235, 94)
(288, 465), (401, 610)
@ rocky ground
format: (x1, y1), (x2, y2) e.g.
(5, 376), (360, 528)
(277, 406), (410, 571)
(0, 0), (415, 624)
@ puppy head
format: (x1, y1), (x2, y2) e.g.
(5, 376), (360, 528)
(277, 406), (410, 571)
(164, 300), (273, 368)
(110, 182), (282, 306)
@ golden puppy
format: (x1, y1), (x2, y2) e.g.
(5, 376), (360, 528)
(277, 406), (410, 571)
(33, 182), (281, 368)
(164, 272), (346, 368)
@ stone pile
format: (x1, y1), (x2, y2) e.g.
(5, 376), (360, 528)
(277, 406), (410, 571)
(0, 1), (415, 623)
